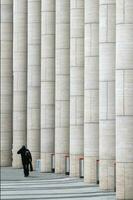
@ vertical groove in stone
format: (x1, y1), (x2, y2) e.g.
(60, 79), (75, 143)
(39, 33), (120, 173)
(12, 0), (27, 168)
(41, 0), (55, 172)
(116, 0), (133, 199)
(1, 0), (13, 166)
(70, 0), (84, 177)
(99, 0), (116, 190)
(27, 0), (41, 168)
(84, 0), (99, 184)
(55, 0), (70, 174)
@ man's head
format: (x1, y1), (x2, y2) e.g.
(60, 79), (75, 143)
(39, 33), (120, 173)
(21, 145), (26, 150)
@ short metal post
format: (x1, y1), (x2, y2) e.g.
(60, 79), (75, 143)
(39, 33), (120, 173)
(36, 159), (41, 176)
(65, 156), (70, 175)
(96, 160), (99, 184)
(51, 154), (55, 173)
(114, 162), (116, 192)
(79, 158), (84, 178)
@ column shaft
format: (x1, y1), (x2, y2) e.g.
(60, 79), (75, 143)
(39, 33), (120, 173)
(1, 0), (13, 166)
(84, 0), (99, 183)
(27, 0), (41, 168)
(116, 0), (133, 199)
(99, 0), (116, 190)
(41, 0), (55, 172)
(13, 0), (27, 168)
(70, 0), (84, 177)
(55, 0), (70, 173)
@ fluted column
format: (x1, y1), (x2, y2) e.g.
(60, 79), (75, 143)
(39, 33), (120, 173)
(84, 0), (99, 183)
(70, 0), (84, 177)
(116, 0), (133, 199)
(12, 0), (27, 168)
(41, 0), (55, 172)
(27, 0), (41, 168)
(1, 0), (13, 166)
(99, 0), (116, 190)
(55, 0), (70, 174)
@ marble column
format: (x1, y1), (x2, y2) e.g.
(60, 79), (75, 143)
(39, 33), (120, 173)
(70, 0), (84, 177)
(12, 0), (27, 168)
(27, 0), (41, 168)
(116, 0), (133, 199)
(99, 0), (116, 190)
(84, 0), (99, 183)
(41, 0), (55, 172)
(55, 0), (70, 174)
(1, 0), (13, 166)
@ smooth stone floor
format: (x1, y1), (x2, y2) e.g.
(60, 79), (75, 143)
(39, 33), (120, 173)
(1, 167), (116, 200)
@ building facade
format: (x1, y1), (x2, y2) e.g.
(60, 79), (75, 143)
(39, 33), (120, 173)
(1, 0), (133, 199)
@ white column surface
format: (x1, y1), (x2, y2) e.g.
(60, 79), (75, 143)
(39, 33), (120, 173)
(27, 0), (41, 168)
(41, 0), (55, 172)
(84, 0), (99, 184)
(99, 0), (116, 190)
(13, 0), (27, 168)
(1, 0), (13, 166)
(116, 0), (133, 199)
(70, 0), (84, 177)
(55, 0), (70, 174)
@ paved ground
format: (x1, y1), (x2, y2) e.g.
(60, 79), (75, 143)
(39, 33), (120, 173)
(1, 167), (116, 200)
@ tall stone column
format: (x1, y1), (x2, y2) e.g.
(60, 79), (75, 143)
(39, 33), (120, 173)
(55, 0), (70, 174)
(84, 0), (99, 183)
(70, 0), (84, 177)
(1, 0), (13, 166)
(99, 0), (116, 190)
(41, 0), (55, 172)
(12, 0), (27, 168)
(27, 0), (41, 168)
(116, 0), (133, 199)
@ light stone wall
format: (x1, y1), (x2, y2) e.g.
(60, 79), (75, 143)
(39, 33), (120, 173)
(84, 0), (99, 184)
(27, 0), (41, 168)
(1, 0), (13, 166)
(55, 0), (70, 173)
(41, 0), (55, 172)
(116, 0), (133, 199)
(99, 0), (116, 190)
(70, 0), (84, 177)
(12, 0), (27, 168)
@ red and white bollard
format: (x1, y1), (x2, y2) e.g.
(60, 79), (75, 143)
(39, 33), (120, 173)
(65, 156), (70, 175)
(79, 158), (84, 178)
(51, 154), (55, 173)
(96, 160), (99, 184)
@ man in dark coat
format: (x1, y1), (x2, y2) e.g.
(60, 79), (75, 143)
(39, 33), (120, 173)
(17, 145), (33, 177)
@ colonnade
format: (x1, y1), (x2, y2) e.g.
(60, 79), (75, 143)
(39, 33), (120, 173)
(1, 0), (133, 199)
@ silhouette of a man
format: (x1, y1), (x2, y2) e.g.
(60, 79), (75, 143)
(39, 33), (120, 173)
(17, 145), (33, 177)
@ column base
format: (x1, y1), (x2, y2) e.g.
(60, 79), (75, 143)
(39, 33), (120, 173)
(84, 156), (98, 184)
(99, 159), (115, 191)
(0, 150), (12, 167)
(116, 162), (133, 200)
(70, 154), (83, 177)
(55, 153), (68, 174)
(41, 153), (52, 172)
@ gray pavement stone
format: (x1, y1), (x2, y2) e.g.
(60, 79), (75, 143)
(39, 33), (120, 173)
(1, 167), (116, 200)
